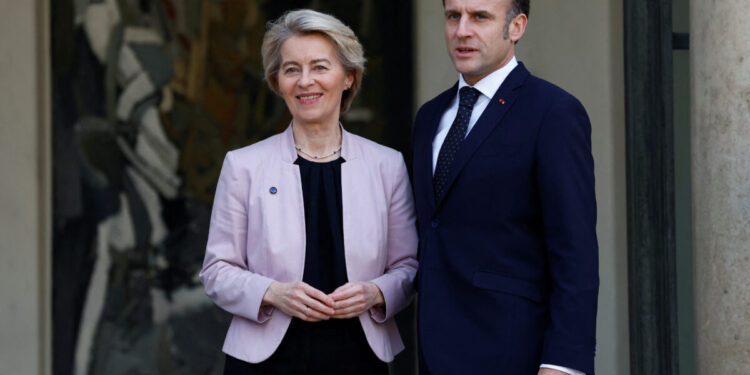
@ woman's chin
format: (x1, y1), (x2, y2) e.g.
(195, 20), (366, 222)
(292, 112), (336, 127)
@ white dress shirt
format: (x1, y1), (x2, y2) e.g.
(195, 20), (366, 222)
(432, 57), (518, 172)
(431, 56), (585, 375)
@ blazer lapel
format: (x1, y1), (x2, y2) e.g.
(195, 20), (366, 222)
(415, 83), (458, 211)
(434, 63), (530, 209)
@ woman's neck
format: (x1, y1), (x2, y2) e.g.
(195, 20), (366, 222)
(292, 119), (342, 161)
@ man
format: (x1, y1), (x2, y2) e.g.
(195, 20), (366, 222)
(412, 0), (599, 374)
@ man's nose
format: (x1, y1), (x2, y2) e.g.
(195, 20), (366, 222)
(456, 17), (472, 38)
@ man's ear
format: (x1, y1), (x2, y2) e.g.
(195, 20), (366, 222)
(509, 14), (528, 43)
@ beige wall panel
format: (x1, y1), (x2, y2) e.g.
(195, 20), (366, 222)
(0, 0), (50, 374)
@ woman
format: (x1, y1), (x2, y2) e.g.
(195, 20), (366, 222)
(200, 9), (418, 374)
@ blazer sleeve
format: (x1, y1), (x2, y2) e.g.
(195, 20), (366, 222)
(535, 95), (599, 374)
(368, 153), (419, 323)
(199, 152), (275, 323)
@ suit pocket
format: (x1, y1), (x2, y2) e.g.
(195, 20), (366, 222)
(472, 270), (545, 303)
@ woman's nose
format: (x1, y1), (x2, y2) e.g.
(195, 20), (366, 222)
(298, 69), (314, 87)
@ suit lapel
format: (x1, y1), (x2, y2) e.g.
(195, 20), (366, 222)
(434, 64), (530, 209)
(415, 84), (458, 211)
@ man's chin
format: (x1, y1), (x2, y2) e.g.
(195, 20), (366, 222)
(455, 67), (481, 80)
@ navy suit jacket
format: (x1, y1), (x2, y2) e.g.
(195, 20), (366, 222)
(413, 63), (599, 375)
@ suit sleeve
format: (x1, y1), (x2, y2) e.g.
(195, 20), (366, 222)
(369, 153), (419, 322)
(535, 95), (599, 374)
(199, 152), (275, 323)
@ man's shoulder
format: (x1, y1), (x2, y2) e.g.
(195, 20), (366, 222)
(418, 84), (457, 111)
(415, 84), (456, 127)
(523, 71), (583, 107)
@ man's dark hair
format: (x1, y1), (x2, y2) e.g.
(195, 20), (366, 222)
(441, 0), (530, 19)
(510, 0), (530, 19)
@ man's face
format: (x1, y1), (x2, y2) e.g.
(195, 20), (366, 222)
(444, 0), (526, 85)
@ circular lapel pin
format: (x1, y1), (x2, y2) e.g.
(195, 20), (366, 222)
(499, 99), (505, 104)
(269, 187), (278, 195)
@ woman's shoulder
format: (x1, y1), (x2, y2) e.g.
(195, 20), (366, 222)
(226, 132), (286, 164)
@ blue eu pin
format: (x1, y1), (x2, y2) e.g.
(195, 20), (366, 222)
(269, 187), (278, 195)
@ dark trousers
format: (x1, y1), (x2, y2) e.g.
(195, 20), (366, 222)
(224, 318), (388, 375)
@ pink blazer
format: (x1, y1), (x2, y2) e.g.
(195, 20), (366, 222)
(200, 126), (418, 363)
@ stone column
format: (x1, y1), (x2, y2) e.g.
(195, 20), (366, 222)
(691, 1), (750, 374)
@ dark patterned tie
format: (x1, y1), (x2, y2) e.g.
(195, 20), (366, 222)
(433, 86), (481, 202)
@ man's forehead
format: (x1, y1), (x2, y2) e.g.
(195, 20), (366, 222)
(444, 0), (508, 11)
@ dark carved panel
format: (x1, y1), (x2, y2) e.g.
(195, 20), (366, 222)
(624, 0), (679, 374)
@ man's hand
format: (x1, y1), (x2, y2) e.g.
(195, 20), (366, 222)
(262, 281), (335, 321)
(329, 282), (384, 319)
(538, 368), (571, 375)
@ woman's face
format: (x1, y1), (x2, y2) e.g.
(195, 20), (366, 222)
(277, 34), (353, 127)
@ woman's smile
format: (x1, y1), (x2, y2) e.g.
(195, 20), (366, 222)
(296, 92), (324, 104)
(277, 34), (353, 127)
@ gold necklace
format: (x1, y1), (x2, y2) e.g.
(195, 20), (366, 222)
(294, 144), (342, 159)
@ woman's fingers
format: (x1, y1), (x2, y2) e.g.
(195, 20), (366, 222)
(329, 283), (359, 301)
(265, 281), (384, 321)
(298, 302), (330, 321)
(331, 303), (367, 319)
(265, 282), (336, 321)
(299, 282), (335, 308)
(332, 292), (366, 310)
(289, 282), (334, 320)
(298, 294), (335, 317)
(328, 282), (384, 318)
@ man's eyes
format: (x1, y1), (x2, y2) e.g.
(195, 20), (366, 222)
(446, 13), (491, 21)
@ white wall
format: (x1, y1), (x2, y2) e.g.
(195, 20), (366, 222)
(413, 1), (629, 374)
(0, 0), (51, 374)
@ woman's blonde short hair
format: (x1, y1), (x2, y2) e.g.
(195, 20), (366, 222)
(261, 9), (366, 113)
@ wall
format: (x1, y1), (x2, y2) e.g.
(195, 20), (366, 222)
(413, 1), (629, 374)
(0, 0), (51, 374)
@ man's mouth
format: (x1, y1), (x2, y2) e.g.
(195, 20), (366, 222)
(456, 47), (478, 56)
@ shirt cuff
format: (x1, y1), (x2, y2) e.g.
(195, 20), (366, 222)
(540, 364), (585, 375)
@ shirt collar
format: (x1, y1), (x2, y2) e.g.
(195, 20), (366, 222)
(457, 56), (518, 99)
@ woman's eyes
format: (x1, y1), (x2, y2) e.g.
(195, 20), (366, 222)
(283, 65), (328, 74)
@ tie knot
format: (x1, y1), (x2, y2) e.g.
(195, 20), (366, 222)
(458, 86), (481, 108)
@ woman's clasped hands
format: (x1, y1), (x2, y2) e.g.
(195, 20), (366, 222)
(262, 281), (385, 322)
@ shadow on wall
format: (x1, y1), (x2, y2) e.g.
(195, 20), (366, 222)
(51, 0), (411, 374)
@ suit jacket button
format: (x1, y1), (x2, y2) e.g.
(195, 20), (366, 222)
(431, 219), (440, 228)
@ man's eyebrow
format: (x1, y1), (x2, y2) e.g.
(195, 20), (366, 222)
(444, 8), (495, 19)
(469, 10), (495, 19)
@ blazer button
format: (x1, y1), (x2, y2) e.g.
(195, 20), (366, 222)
(431, 219), (440, 228)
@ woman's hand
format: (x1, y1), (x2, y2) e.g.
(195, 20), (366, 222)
(262, 281), (335, 321)
(329, 282), (385, 319)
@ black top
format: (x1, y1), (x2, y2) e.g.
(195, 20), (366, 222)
(294, 156), (348, 294)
